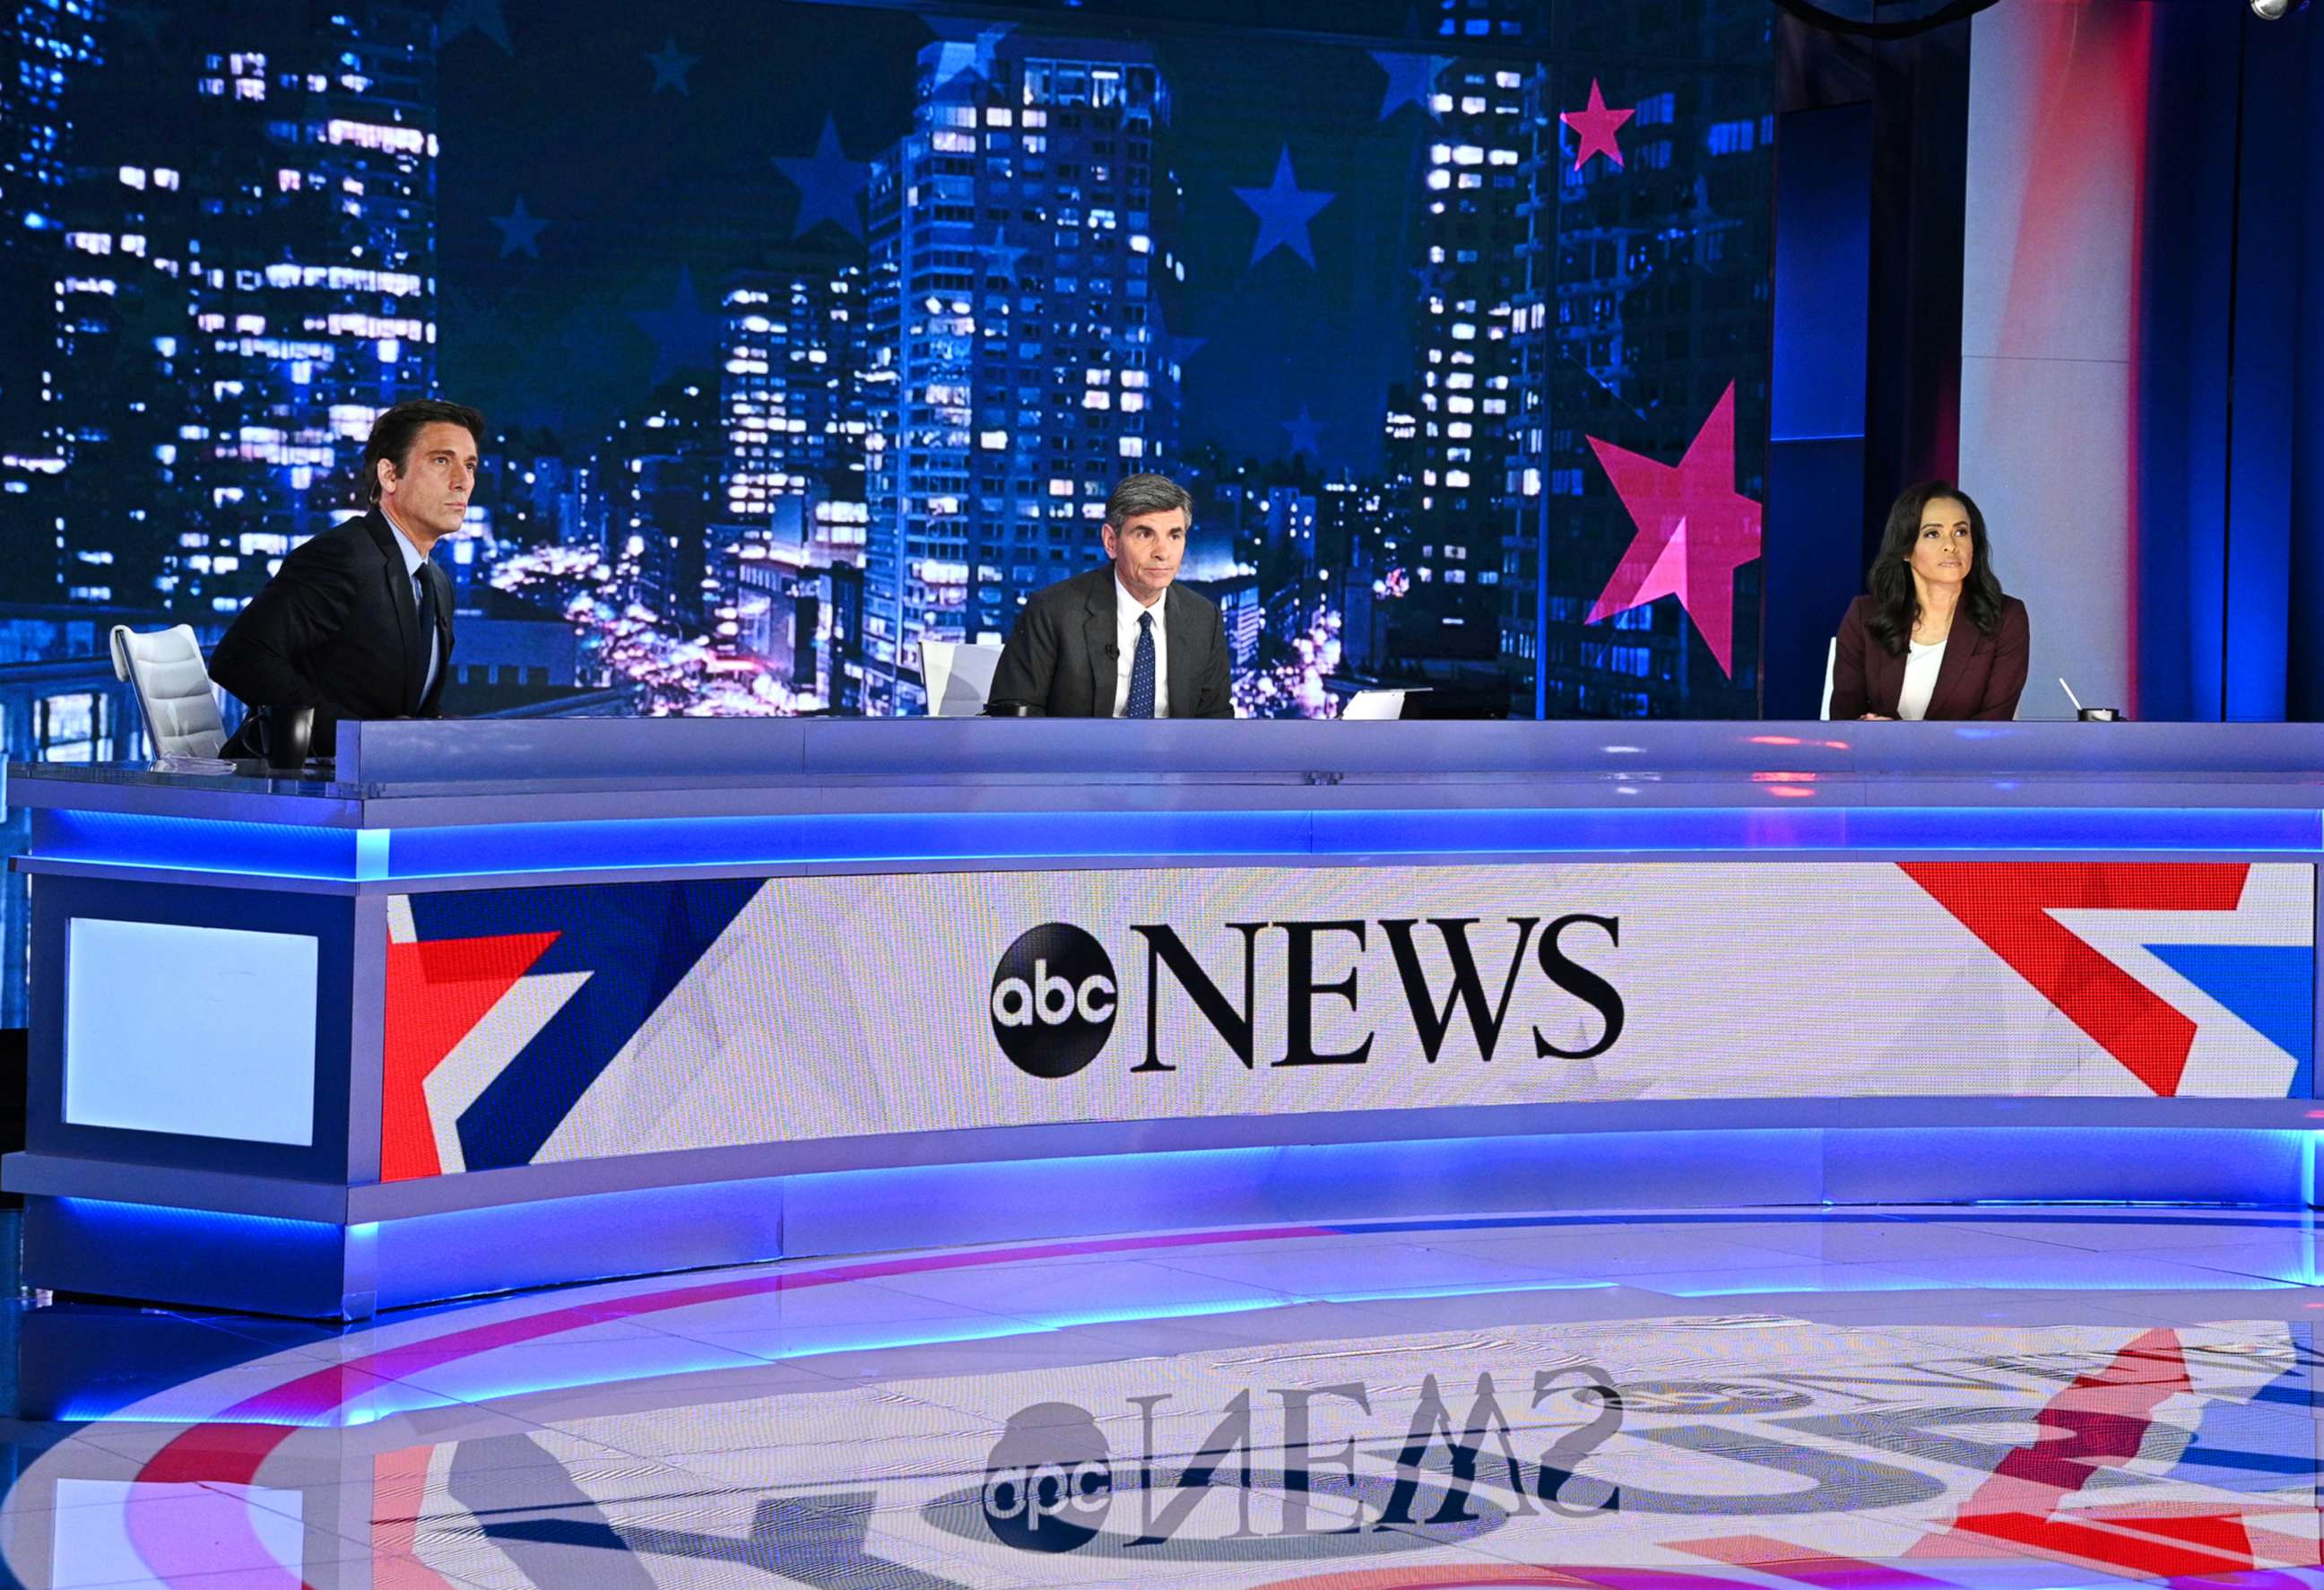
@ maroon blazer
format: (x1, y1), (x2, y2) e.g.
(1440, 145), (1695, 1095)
(1828, 595), (2029, 721)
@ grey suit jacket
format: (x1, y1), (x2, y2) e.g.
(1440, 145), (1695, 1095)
(986, 566), (1235, 718)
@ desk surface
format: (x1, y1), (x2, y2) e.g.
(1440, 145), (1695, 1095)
(9, 719), (2323, 830)
(8, 718), (2321, 1316)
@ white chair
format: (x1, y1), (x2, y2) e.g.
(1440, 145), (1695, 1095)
(1342, 689), (1412, 720)
(110, 623), (228, 758)
(1818, 637), (1837, 721)
(918, 639), (1006, 717)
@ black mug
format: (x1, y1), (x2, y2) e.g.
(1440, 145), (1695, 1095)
(255, 705), (315, 770)
(982, 701), (1037, 717)
(2076, 707), (2124, 722)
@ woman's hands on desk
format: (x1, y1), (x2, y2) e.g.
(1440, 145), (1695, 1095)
(1858, 713), (1893, 720)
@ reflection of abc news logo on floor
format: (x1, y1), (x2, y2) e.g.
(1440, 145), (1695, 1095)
(975, 1372), (1622, 1555)
(991, 913), (1624, 1080)
(980, 1402), (1114, 1552)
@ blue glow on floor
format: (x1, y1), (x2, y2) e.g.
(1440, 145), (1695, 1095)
(1657, 1272), (2301, 1298)
(50, 1230), (2324, 1428)
(49, 1274), (1625, 1425)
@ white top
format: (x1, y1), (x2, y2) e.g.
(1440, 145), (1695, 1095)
(1896, 636), (1947, 721)
(1109, 575), (1169, 717)
(377, 505), (442, 701)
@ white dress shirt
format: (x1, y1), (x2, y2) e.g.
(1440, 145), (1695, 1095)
(1896, 636), (1946, 721)
(378, 506), (442, 701)
(1109, 574), (1169, 718)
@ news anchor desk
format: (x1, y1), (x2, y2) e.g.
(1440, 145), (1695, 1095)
(5, 720), (2321, 1318)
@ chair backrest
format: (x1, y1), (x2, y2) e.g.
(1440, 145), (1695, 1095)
(1818, 636), (1838, 721)
(110, 624), (227, 758)
(918, 639), (1006, 717)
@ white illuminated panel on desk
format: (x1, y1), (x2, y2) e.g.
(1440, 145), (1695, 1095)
(65, 918), (317, 1146)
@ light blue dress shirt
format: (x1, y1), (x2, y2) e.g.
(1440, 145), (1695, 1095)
(378, 508), (442, 701)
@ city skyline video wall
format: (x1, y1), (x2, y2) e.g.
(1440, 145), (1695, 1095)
(0, 0), (1774, 720)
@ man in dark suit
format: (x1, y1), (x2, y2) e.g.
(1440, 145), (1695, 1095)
(212, 399), (477, 757)
(985, 474), (1235, 718)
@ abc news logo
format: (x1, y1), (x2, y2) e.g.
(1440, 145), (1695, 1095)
(991, 913), (1624, 1081)
(989, 924), (1118, 1079)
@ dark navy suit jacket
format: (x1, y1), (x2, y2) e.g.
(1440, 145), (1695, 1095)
(986, 565), (1234, 718)
(211, 508), (454, 754)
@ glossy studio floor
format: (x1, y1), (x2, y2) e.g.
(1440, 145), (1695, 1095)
(5, 1205), (2324, 1589)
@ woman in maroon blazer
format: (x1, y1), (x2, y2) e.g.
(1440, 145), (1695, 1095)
(1829, 481), (2029, 721)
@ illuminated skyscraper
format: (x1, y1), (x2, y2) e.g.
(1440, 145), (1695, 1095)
(1392, 53), (1531, 699)
(0, 0), (95, 200)
(1, 0), (103, 588)
(719, 249), (875, 569)
(600, 379), (718, 633)
(39, 0), (435, 618)
(863, 34), (1184, 715)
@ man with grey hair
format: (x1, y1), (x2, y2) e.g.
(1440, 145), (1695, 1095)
(985, 473), (1235, 717)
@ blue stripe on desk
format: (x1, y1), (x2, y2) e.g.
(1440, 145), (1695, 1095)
(31, 806), (2324, 882)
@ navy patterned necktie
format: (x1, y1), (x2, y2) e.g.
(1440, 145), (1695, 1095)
(410, 564), (438, 709)
(1125, 610), (1157, 718)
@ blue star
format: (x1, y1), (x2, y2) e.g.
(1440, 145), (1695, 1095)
(1233, 147), (1334, 270)
(923, 16), (1014, 91)
(773, 117), (869, 243)
(1370, 51), (1446, 120)
(1283, 406), (1326, 459)
(629, 268), (725, 387)
(981, 238), (1029, 284)
(490, 195), (548, 258)
(439, 0), (510, 54)
(646, 37), (698, 96)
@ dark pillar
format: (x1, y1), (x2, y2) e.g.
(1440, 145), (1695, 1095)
(1762, 16), (1971, 718)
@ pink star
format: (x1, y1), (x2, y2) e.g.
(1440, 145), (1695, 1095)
(1560, 79), (1635, 171)
(1583, 383), (1762, 676)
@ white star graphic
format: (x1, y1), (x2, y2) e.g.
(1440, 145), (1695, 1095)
(2048, 866), (2311, 1097)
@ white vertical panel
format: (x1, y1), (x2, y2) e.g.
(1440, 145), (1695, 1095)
(1960, 0), (2153, 717)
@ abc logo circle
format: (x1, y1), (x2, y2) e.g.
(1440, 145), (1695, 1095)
(990, 923), (1116, 1079)
(982, 1401), (1111, 1552)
